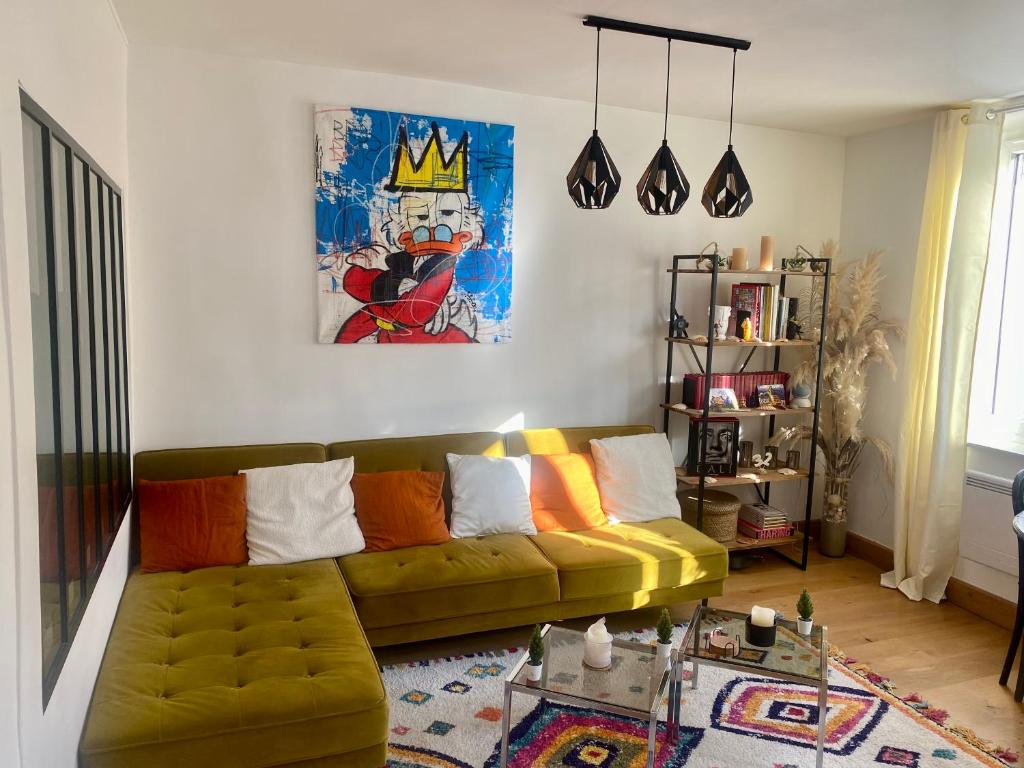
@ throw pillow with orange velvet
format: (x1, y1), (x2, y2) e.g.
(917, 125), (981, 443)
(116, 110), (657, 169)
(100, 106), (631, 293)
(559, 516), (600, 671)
(137, 475), (249, 573)
(529, 453), (608, 532)
(351, 470), (451, 552)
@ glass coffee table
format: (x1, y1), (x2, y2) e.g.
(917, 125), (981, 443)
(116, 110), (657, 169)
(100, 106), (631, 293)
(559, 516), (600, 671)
(678, 605), (829, 768)
(499, 624), (680, 768)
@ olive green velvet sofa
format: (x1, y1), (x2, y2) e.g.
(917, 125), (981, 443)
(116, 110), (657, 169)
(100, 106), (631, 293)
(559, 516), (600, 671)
(80, 426), (727, 768)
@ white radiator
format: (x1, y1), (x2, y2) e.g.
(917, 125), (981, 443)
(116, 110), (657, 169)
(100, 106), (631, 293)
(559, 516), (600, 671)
(960, 471), (1018, 577)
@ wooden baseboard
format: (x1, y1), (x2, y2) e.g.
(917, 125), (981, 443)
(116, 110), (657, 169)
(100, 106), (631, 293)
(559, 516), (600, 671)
(846, 531), (1017, 630)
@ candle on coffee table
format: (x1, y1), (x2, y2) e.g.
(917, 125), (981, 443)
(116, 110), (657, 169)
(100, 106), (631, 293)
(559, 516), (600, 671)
(750, 605), (776, 627)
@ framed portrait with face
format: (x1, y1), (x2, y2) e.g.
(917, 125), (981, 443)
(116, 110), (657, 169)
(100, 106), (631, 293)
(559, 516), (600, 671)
(685, 416), (740, 477)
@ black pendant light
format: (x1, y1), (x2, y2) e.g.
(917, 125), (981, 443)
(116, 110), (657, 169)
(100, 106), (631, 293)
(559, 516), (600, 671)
(702, 49), (754, 218)
(567, 27), (621, 209)
(637, 39), (689, 215)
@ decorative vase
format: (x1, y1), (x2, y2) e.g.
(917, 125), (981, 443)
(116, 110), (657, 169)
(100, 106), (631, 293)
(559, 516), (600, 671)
(820, 474), (850, 557)
(713, 306), (732, 340)
(526, 661), (543, 682)
(797, 617), (813, 635)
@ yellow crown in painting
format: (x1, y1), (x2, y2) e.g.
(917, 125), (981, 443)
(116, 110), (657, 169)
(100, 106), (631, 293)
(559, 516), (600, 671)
(386, 122), (469, 193)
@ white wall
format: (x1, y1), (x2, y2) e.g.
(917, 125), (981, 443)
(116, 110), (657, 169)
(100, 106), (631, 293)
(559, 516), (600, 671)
(127, 44), (845, 460)
(0, 1), (129, 766)
(838, 115), (935, 547)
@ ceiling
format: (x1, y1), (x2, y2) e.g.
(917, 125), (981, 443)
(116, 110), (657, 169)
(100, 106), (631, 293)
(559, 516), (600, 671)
(111, 0), (1024, 136)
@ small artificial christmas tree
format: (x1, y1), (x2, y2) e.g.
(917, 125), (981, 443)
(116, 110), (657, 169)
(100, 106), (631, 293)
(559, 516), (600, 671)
(528, 624), (544, 667)
(797, 589), (814, 621)
(656, 608), (674, 645)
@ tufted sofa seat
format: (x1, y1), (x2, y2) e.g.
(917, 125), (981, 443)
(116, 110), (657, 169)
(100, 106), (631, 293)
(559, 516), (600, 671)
(339, 534), (560, 629)
(79, 560), (387, 768)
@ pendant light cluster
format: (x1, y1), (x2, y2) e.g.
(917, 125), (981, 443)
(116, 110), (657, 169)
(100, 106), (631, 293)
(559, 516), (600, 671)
(567, 17), (753, 218)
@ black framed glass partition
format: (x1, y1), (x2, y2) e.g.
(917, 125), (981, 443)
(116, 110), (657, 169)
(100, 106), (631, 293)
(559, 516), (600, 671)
(20, 91), (131, 704)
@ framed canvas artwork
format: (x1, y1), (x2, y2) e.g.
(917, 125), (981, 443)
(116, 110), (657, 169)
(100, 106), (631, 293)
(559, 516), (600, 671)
(315, 106), (514, 343)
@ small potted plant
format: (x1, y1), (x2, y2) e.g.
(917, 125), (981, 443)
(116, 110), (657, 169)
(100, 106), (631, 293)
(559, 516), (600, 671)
(526, 624), (544, 682)
(656, 608), (674, 667)
(796, 589), (814, 635)
(787, 254), (807, 272)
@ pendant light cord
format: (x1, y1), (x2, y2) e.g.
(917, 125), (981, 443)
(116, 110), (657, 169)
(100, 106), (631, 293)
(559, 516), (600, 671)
(728, 48), (736, 147)
(593, 28), (601, 132)
(663, 39), (671, 142)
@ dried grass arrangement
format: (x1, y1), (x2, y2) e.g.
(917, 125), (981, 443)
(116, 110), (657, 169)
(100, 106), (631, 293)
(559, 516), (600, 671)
(770, 241), (903, 551)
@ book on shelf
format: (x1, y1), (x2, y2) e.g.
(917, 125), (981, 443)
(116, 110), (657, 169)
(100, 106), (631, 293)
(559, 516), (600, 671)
(738, 519), (796, 540)
(740, 502), (789, 527)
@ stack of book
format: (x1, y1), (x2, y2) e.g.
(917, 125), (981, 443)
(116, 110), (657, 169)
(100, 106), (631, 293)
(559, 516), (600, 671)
(731, 283), (798, 341)
(738, 502), (795, 540)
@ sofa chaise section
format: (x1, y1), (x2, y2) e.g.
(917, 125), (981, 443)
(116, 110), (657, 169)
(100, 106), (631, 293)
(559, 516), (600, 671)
(79, 560), (387, 768)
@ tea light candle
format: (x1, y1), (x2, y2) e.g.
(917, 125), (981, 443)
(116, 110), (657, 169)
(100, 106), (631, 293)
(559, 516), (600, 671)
(750, 605), (776, 627)
(731, 247), (747, 270)
(759, 236), (774, 271)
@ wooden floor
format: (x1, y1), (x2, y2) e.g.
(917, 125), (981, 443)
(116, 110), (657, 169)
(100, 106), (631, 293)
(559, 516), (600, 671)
(375, 550), (1024, 750)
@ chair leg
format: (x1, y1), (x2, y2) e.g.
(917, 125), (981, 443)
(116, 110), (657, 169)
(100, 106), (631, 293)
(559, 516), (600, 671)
(1016, 639), (1024, 702)
(1000, 604), (1023, 686)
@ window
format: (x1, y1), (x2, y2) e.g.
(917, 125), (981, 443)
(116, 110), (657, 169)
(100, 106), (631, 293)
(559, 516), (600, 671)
(21, 92), (130, 704)
(971, 122), (1024, 455)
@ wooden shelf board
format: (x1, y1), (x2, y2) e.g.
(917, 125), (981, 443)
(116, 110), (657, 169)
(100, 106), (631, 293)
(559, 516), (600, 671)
(666, 268), (825, 277)
(665, 337), (817, 348)
(724, 531), (805, 552)
(661, 404), (814, 418)
(676, 468), (809, 487)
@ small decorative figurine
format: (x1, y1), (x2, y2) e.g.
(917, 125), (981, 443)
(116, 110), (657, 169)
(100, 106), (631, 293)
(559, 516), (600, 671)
(713, 306), (732, 340)
(670, 310), (689, 339)
(791, 383), (812, 408)
(786, 317), (803, 341)
(737, 311), (753, 341)
(752, 451), (773, 473)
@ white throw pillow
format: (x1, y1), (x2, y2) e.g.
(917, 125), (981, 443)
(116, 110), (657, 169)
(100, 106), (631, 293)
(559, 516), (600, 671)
(241, 458), (365, 565)
(447, 453), (536, 537)
(589, 433), (681, 523)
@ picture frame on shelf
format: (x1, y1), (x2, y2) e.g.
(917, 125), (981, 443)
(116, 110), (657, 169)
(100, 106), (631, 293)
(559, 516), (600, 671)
(709, 388), (740, 410)
(756, 383), (787, 409)
(686, 416), (740, 477)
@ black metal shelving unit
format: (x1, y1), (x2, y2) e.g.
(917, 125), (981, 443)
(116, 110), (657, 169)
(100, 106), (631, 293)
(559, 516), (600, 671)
(662, 254), (831, 570)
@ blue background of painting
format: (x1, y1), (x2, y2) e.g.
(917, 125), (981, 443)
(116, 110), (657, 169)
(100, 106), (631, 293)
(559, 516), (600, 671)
(316, 107), (514, 330)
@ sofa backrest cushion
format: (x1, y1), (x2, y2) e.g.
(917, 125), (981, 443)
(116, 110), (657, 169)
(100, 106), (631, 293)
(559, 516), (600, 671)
(327, 432), (504, 519)
(134, 443), (327, 482)
(505, 425), (654, 457)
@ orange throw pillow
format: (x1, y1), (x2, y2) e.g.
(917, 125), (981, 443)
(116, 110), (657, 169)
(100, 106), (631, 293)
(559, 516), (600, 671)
(352, 470), (451, 552)
(530, 453), (608, 532)
(138, 475), (249, 573)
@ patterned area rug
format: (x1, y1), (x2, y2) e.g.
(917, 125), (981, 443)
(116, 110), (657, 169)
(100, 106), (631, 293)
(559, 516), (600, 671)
(383, 627), (1018, 768)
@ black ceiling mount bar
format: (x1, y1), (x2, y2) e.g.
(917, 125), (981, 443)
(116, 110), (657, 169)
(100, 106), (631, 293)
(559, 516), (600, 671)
(583, 15), (751, 51)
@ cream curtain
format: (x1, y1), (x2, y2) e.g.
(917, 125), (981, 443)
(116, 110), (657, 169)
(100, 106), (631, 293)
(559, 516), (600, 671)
(882, 106), (1003, 602)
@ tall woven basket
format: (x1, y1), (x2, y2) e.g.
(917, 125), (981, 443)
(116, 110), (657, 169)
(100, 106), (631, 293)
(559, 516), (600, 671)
(683, 489), (741, 542)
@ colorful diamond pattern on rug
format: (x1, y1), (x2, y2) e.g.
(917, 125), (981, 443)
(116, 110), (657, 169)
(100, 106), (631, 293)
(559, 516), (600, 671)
(425, 721), (455, 736)
(876, 746), (921, 767)
(400, 690), (434, 706)
(467, 663), (506, 679)
(934, 749), (958, 760)
(475, 707), (503, 722)
(483, 701), (704, 768)
(388, 744), (475, 768)
(442, 681), (471, 695)
(711, 677), (887, 755)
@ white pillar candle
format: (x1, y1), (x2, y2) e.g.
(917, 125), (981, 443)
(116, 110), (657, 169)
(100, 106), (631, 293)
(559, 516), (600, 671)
(759, 236), (774, 271)
(731, 247), (747, 270)
(750, 605), (776, 627)
(584, 617), (613, 668)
